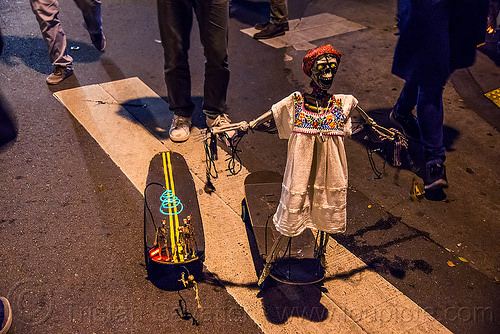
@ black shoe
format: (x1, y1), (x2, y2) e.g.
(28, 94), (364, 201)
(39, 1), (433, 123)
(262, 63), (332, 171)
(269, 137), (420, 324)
(389, 109), (421, 141)
(255, 21), (289, 31)
(424, 161), (448, 191)
(253, 23), (288, 39)
(255, 21), (270, 30)
(90, 31), (106, 52)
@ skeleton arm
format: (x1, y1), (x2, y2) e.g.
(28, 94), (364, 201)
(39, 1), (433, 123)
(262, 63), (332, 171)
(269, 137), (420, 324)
(355, 105), (396, 140)
(249, 110), (273, 129)
(209, 110), (274, 135)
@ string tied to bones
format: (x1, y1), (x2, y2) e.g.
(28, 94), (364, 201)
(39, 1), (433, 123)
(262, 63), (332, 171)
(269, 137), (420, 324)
(353, 106), (413, 178)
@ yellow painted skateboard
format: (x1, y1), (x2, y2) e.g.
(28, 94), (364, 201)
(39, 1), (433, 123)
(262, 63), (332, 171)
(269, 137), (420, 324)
(144, 151), (205, 290)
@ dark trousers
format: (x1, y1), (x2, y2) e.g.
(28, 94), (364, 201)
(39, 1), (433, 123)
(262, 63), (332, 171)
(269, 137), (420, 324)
(157, 0), (230, 119)
(30, 0), (102, 69)
(393, 0), (451, 165)
(269, 0), (288, 25)
(394, 77), (447, 164)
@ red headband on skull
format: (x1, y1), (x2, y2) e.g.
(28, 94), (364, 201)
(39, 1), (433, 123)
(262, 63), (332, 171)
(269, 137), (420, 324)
(302, 44), (342, 77)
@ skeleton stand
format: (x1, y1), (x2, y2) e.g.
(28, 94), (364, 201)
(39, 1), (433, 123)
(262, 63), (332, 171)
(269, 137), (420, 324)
(257, 234), (291, 286)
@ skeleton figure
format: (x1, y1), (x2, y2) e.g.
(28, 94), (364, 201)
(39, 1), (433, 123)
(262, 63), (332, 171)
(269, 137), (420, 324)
(179, 217), (197, 258)
(208, 45), (359, 285)
(154, 220), (171, 261)
(271, 45), (357, 238)
(259, 45), (358, 284)
(176, 241), (184, 262)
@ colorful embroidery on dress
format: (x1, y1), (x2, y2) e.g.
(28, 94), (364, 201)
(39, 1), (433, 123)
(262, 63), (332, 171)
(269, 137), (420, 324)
(293, 93), (345, 135)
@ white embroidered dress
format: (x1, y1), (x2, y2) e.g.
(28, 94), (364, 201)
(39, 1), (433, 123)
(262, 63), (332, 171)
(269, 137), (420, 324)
(272, 92), (358, 237)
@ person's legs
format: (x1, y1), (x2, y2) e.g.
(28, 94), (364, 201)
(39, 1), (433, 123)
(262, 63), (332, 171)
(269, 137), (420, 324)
(253, 0), (289, 39)
(195, 0), (230, 121)
(158, 0), (194, 142)
(30, 0), (73, 69)
(74, 0), (105, 51)
(269, 0), (288, 25)
(416, 80), (448, 190)
(416, 81), (446, 164)
(158, 0), (195, 118)
(390, 77), (421, 140)
(394, 79), (418, 116)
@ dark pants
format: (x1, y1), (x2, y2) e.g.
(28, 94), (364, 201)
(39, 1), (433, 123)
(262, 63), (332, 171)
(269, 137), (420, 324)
(30, 0), (102, 69)
(394, 78), (447, 164)
(269, 0), (288, 25)
(157, 0), (230, 119)
(393, 0), (451, 165)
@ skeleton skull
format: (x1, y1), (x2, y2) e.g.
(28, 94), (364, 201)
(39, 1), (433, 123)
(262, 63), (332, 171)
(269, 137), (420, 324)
(311, 54), (338, 91)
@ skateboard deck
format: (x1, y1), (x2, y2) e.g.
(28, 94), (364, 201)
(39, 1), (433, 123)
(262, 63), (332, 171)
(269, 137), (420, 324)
(242, 171), (325, 285)
(144, 151), (205, 290)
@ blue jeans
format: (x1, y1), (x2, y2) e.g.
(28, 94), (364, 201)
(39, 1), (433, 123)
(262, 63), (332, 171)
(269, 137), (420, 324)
(157, 0), (230, 119)
(394, 77), (447, 164)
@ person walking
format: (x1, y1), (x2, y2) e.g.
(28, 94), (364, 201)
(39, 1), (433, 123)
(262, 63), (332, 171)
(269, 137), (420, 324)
(157, 0), (232, 143)
(30, 0), (106, 85)
(390, 0), (488, 197)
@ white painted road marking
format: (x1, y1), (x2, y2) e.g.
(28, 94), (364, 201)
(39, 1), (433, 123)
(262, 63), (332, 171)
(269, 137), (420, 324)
(240, 13), (366, 50)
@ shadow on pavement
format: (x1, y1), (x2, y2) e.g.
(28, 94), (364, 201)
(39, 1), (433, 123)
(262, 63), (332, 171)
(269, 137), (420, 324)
(258, 284), (328, 324)
(119, 97), (207, 140)
(0, 35), (103, 74)
(333, 215), (434, 280)
(202, 270), (329, 325)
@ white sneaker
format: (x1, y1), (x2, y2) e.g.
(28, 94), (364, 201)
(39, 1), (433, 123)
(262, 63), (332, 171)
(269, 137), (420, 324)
(169, 115), (191, 142)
